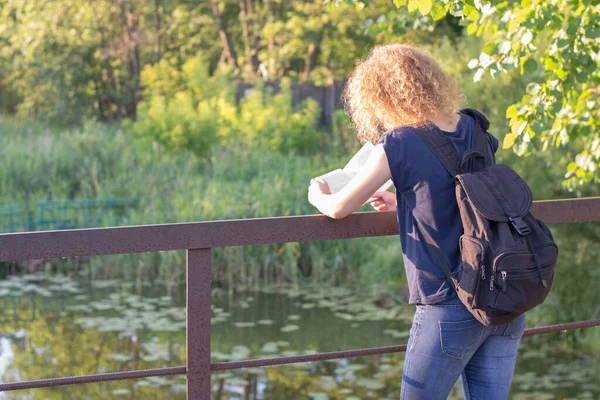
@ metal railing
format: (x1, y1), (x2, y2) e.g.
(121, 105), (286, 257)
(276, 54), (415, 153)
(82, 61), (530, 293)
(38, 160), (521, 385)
(1, 197), (600, 398)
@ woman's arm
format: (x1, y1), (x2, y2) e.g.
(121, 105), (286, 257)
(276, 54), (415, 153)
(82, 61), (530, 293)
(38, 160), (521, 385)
(308, 144), (393, 219)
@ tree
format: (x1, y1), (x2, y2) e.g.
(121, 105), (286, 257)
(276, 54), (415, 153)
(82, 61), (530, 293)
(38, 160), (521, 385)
(343, 0), (600, 190)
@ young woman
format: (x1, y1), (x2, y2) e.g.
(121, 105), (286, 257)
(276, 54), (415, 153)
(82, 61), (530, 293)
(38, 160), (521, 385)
(308, 44), (525, 400)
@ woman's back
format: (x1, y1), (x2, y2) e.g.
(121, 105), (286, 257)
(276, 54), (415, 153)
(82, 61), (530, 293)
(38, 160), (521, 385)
(380, 112), (499, 305)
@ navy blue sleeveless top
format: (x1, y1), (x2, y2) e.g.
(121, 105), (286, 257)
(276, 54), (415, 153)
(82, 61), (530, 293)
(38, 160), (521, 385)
(379, 113), (499, 305)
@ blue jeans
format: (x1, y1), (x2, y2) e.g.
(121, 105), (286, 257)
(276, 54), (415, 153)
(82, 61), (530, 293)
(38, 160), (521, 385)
(400, 297), (526, 400)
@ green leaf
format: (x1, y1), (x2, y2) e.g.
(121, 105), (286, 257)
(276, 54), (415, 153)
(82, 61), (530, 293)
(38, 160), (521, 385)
(544, 57), (558, 71)
(464, 4), (479, 21)
(584, 60), (597, 75)
(511, 119), (527, 136)
(576, 71), (588, 84)
(585, 28), (600, 39)
(567, 162), (577, 172)
(506, 105), (518, 118)
(482, 42), (498, 56)
(467, 23), (478, 35)
(566, 20), (580, 36)
(578, 54), (591, 66)
(393, 0), (407, 8)
(496, 1), (509, 10)
(503, 133), (516, 149)
(407, 0), (418, 12)
(556, 68), (569, 80)
(418, 0), (432, 16)
(429, 2), (448, 20)
(523, 58), (538, 74)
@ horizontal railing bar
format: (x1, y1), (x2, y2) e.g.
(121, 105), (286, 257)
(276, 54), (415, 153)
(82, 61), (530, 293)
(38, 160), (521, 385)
(2, 319), (599, 392)
(211, 319), (600, 371)
(0, 197), (599, 262)
(522, 318), (600, 336)
(530, 197), (600, 224)
(210, 344), (408, 371)
(0, 366), (186, 392)
(0, 211), (397, 262)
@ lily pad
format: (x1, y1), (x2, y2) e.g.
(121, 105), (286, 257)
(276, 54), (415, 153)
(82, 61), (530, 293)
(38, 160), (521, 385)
(280, 325), (299, 333)
(234, 321), (256, 328)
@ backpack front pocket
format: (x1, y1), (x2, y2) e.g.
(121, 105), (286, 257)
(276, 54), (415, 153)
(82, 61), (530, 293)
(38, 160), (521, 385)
(491, 245), (557, 314)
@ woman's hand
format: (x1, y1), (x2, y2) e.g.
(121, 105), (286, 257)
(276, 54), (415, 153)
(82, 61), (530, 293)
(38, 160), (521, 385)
(369, 191), (396, 212)
(308, 145), (392, 219)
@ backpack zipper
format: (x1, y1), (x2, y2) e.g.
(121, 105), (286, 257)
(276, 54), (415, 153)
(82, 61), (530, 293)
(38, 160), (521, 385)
(490, 245), (557, 290)
(497, 261), (555, 281)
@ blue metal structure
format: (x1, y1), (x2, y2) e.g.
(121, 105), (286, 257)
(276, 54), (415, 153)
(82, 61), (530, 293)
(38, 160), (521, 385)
(0, 198), (142, 233)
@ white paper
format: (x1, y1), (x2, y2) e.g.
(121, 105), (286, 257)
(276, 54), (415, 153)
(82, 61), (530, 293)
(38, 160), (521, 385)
(342, 142), (375, 175)
(319, 169), (353, 193)
(318, 142), (393, 196)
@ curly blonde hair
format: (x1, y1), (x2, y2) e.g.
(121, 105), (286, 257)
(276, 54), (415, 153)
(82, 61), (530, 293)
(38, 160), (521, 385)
(344, 44), (462, 143)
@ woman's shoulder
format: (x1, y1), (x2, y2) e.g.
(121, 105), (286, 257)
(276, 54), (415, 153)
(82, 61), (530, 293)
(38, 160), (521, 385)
(378, 125), (418, 145)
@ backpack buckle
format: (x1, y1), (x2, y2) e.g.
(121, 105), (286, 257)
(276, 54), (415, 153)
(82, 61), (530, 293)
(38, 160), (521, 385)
(509, 217), (531, 236)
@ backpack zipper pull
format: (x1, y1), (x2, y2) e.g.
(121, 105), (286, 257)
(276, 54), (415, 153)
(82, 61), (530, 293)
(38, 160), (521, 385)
(490, 273), (495, 290)
(480, 265), (486, 280)
(500, 271), (507, 292)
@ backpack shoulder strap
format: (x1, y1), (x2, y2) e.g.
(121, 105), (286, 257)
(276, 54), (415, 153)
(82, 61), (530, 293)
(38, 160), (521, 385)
(459, 108), (492, 170)
(413, 124), (461, 178)
(459, 108), (490, 131)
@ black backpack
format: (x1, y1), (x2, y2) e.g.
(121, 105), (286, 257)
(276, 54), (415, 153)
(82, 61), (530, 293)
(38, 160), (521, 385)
(413, 109), (558, 326)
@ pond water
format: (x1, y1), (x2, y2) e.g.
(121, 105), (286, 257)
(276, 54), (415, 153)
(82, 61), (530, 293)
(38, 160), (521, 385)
(0, 273), (598, 399)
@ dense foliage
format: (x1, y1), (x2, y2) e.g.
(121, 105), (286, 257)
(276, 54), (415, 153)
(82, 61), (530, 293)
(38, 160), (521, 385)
(0, 0), (388, 121)
(346, 0), (600, 188)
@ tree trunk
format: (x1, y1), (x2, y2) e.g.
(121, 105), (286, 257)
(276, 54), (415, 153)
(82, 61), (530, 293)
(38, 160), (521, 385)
(118, 0), (141, 119)
(239, 0), (252, 67)
(153, 0), (161, 62)
(300, 31), (324, 83)
(211, 0), (240, 72)
(91, 3), (123, 119)
(239, 0), (260, 74)
(92, 78), (106, 120)
(265, 0), (276, 79)
(248, 0), (261, 70)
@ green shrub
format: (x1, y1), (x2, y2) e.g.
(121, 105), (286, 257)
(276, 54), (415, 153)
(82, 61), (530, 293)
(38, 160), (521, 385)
(131, 56), (234, 159)
(131, 57), (320, 158)
(235, 80), (320, 154)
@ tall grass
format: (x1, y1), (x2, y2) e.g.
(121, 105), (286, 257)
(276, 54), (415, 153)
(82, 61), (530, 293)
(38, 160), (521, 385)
(0, 117), (404, 296)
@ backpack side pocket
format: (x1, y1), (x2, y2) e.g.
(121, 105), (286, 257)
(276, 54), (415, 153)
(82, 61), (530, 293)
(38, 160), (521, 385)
(457, 235), (489, 310)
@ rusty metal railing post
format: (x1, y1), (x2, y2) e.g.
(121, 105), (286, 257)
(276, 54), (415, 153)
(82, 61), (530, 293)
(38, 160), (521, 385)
(186, 249), (212, 399)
